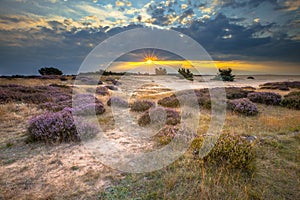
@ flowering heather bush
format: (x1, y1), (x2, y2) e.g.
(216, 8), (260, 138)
(192, 132), (256, 169)
(107, 96), (128, 108)
(227, 98), (258, 116)
(72, 94), (105, 115)
(105, 85), (118, 91)
(138, 107), (180, 127)
(27, 109), (98, 143)
(130, 100), (155, 112)
(95, 86), (109, 96)
(281, 91), (300, 110)
(158, 95), (180, 108)
(73, 103), (105, 116)
(247, 92), (282, 105)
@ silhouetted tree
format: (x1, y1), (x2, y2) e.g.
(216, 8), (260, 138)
(213, 68), (235, 81)
(38, 67), (63, 76)
(155, 67), (167, 75)
(178, 68), (193, 81)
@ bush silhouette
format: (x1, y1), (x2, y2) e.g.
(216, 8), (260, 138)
(38, 67), (63, 75)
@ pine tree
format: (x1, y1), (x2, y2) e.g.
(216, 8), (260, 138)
(178, 68), (193, 81)
(213, 68), (235, 81)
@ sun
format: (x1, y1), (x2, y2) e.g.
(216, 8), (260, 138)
(146, 58), (154, 64)
(143, 50), (158, 64)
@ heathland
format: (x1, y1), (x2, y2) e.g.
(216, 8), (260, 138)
(0, 75), (300, 199)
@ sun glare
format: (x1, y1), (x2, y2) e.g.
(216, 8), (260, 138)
(143, 50), (158, 64)
(146, 58), (153, 64)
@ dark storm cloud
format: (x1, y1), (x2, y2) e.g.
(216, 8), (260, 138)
(173, 13), (300, 62)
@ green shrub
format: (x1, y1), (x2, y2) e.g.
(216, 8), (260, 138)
(192, 132), (256, 169)
(281, 91), (300, 110)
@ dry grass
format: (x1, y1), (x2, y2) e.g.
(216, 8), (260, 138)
(1, 76), (300, 199)
(0, 77), (73, 87)
(98, 101), (300, 200)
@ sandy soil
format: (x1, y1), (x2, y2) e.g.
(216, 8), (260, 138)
(1, 75), (300, 199)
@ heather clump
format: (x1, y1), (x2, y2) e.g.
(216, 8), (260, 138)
(130, 100), (155, 112)
(247, 92), (282, 105)
(281, 91), (300, 110)
(192, 132), (256, 169)
(27, 109), (98, 143)
(72, 94), (105, 115)
(107, 96), (129, 108)
(95, 86), (109, 96)
(158, 95), (180, 108)
(138, 107), (180, 127)
(227, 98), (258, 116)
(224, 87), (254, 99)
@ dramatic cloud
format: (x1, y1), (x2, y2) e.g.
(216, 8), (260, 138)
(0, 0), (299, 74)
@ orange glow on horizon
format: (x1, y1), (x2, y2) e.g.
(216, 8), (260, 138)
(106, 60), (300, 75)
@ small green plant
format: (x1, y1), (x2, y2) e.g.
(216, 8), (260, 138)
(71, 166), (79, 171)
(178, 68), (194, 81)
(213, 68), (235, 81)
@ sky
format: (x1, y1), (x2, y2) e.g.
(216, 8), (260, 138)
(0, 0), (299, 75)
